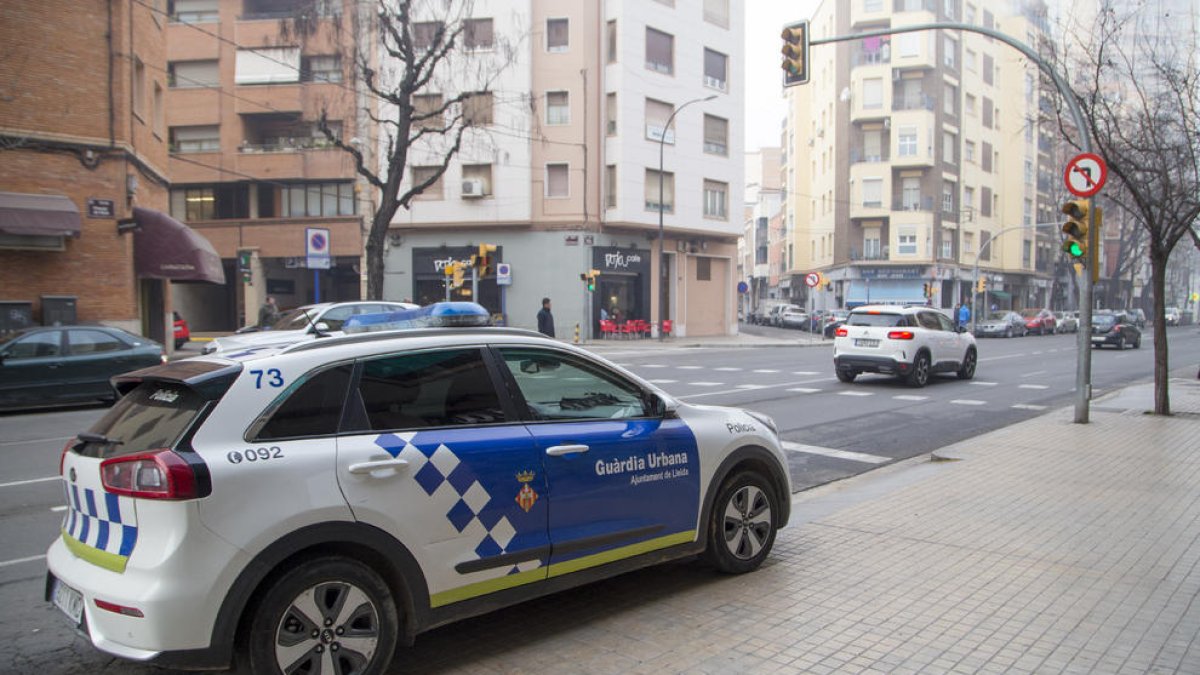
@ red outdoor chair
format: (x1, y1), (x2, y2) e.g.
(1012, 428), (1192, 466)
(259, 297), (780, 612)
(660, 319), (673, 337)
(637, 319), (653, 338)
(620, 321), (639, 339)
(599, 320), (617, 339)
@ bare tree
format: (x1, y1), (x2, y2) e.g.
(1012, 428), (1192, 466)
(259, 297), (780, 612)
(1052, 4), (1200, 415)
(313, 0), (515, 300)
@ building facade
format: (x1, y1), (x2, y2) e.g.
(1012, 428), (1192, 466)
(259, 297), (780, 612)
(386, 0), (744, 337)
(781, 0), (1060, 316)
(164, 0), (367, 330)
(0, 0), (226, 346)
(741, 148), (783, 316)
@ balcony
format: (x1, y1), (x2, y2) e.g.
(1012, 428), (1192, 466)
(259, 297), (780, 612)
(851, 49), (891, 67)
(237, 146), (346, 180)
(849, 246), (891, 261)
(893, 196), (934, 212)
(893, 94), (935, 112)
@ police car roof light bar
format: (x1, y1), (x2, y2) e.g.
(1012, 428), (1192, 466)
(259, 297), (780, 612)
(343, 302), (493, 333)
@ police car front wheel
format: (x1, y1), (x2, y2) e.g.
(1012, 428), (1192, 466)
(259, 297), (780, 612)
(705, 470), (778, 574)
(243, 557), (400, 675)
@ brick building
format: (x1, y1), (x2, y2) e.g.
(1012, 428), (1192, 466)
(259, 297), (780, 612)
(0, 0), (223, 346)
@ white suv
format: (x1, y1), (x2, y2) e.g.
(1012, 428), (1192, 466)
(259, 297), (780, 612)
(46, 310), (790, 673)
(202, 301), (418, 355)
(833, 304), (977, 387)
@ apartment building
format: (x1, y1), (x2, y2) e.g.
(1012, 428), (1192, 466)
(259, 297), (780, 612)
(0, 0), (222, 346)
(741, 148), (784, 316)
(781, 0), (1059, 314)
(386, 0), (744, 337)
(165, 0), (366, 330)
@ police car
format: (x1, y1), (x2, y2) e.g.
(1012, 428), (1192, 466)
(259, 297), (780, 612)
(46, 303), (791, 674)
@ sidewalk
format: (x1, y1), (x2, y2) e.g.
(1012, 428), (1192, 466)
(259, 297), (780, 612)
(400, 379), (1200, 674)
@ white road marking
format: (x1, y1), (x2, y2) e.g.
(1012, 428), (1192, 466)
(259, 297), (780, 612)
(1012, 403), (1048, 410)
(951, 399), (987, 406)
(0, 554), (46, 569)
(714, 367), (742, 371)
(893, 395), (929, 401)
(736, 384), (768, 390)
(647, 379), (678, 384)
(1019, 384), (1049, 390)
(688, 382), (723, 387)
(640, 364), (667, 368)
(838, 391), (874, 397)
(782, 441), (890, 464)
(0, 476), (59, 489)
(1032, 351), (1044, 355)
(678, 377), (836, 400)
(970, 381), (998, 386)
(50, 505), (67, 512)
(0, 436), (74, 448)
(786, 388), (822, 394)
(677, 365), (703, 370)
(752, 369), (780, 373)
(792, 371), (819, 375)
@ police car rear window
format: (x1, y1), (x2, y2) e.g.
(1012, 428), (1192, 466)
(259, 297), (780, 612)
(76, 384), (205, 459)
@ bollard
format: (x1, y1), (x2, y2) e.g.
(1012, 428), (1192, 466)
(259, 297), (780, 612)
(574, 322), (580, 344)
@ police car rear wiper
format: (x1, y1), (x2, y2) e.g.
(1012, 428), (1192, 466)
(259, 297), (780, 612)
(77, 432), (123, 445)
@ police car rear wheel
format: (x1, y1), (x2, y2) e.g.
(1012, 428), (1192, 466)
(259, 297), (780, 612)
(245, 557), (399, 675)
(705, 471), (777, 574)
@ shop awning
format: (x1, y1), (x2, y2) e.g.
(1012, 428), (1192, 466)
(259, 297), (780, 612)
(0, 192), (82, 237)
(132, 207), (225, 284)
(986, 290), (1012, 300)
(846, 279), (925, 305)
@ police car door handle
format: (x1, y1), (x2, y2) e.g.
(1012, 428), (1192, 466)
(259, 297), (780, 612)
(545, 444), (589, 456)
(347, 458), (410, 475)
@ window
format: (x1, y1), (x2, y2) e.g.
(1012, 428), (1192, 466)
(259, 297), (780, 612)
(1023, 240), (1032, 267)
(605, 165), (616, 208)
(902, 177), (920, 210)
(862, 77), (882, 109)
(170, 0), (217, 23)
(898, 126), (917, 157)
(942, 182), (955, 212)
(943, 131), (956, 164)
(981, 141), (993, 172)
(410, 166), (444, 201)
(696, 256), (712, 281)
(704, 48), (727, 91)
(605, 93), (617, 136)
(462, 164), (492, 197)
(704, 0), (730, 27)
(1024, 198), (1033, 226)
(864, 0), (883, 10)
(944, 35), (957, 68)
(153, 82), (164, 136)
(944, 83), (956, 115)
(645, 98), (673, 143)
(941, 231), (954, 258)
(862, 178), (882, 207)
(170, 125), (219, 153)
(281, 182), (355, 216)
(413, 21), (443, 51)
(864, 230), (881, 258)
(235, 47), (301, 84)
(645, 168), (674, 212)
(302, 55), (342, 83)
(983, 54), (994, 85)
(356, 350), (505, 431)
(965, 3), (976, 23)
(703, 180), (727, 218)
(897, 33), (920, 58)
(965, 48), (976, 72)
(255, 365), (352, 440)
(68, 330), (127, 355)
(963, 232), (974, 253)
(703, 114), (728, 155)
(1024, 159), (1034, 185)
(863, 130), (882, 161)
(546, 163), (569, 198)
(546, 91), (569, 125)
(964, 140), (975, 162)
(943, 0), (956, 19)
(980, 230), (991, 260)
(964, 186), (974, 211)
(413, 94), (444, 130)
(464, 18), (494, 50)
(499, 348), (649, 421)
(464, 91), (493, 126)
(168, 60), (218, 88)
(645, 27), (673, 75)
(606, 20), (617, 63)
(980, 186), (993, 217)
(965, 93), (976, 115)
(133, 57), (146, 119)
(898, 229), (917, 255)
(547, 18), (569, 52)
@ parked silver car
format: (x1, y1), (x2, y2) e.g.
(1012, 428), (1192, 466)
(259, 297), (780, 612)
(1054, 311), (1079, 333)
(976, 311), (1027, 338)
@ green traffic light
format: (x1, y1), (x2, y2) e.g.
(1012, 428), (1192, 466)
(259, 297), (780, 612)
(1064, 241), (1084, 258)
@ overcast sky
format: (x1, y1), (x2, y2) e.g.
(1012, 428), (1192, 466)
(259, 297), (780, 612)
(744, 0), (819, 151)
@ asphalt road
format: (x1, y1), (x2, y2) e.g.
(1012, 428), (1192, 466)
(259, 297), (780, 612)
(2, 325), (1198, 673)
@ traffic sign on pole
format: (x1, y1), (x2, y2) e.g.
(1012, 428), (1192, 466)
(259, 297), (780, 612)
(1064, 153), (1108, 198)
(804, 272), (821, 288)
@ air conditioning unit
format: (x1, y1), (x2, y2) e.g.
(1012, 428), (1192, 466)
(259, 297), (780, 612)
(461, 179), (485, 198)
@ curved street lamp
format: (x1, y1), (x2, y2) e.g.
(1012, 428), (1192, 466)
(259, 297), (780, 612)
(657, 94), (717, 340)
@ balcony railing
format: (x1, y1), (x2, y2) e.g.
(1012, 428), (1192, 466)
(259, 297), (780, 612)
(851, 50), (891, 67)
(893, 94), (935, 111)
(849, 246), (890, 261)
(238, 137), (338, 153)
(893, 196), (935, 211)
(850, 149), (888, 163)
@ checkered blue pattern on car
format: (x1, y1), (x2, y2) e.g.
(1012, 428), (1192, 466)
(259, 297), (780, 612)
(63, 482), (138, 561)
(374, 432), (536, 576)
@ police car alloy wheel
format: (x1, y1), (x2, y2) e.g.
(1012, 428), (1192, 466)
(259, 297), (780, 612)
(705, 470), (778, 574)
(245, 557), (398, 675)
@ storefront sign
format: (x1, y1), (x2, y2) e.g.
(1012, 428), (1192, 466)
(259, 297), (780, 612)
(593, 246), (650, 274)
(859, 266), (923, 280)
(86, 198), (114, 219)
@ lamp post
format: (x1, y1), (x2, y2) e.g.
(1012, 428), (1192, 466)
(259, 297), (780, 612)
(657, 94), (717, 341)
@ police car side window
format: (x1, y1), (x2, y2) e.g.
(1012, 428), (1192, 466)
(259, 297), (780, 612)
(357, 349), (506, 430)
(498, 348), (649, 421)
(254, 364), (354, 440)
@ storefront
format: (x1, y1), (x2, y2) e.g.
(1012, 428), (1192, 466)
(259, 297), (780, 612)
(845, 266), (928, 308)
(412, 246), (502, 314)
(591, 246), (651, 330)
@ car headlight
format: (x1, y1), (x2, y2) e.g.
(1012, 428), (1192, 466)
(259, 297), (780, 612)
(746, 410), (779, 437)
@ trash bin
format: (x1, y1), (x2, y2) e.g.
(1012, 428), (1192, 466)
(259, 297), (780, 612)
(0, 301), (34, 337)
(41, 295), (77, 326)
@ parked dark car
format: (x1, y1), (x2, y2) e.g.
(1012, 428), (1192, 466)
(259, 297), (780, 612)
(823, 309), (851, 338)
(1091, 313), (1142, 349)
(1020, 308), (1057, 335)
(173, 311), (190, 349)
(0, 326), (165, 410)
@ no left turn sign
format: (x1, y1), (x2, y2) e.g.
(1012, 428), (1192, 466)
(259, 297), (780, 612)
(1064, 153), (1107, 198)
(805, 272), (821, 288)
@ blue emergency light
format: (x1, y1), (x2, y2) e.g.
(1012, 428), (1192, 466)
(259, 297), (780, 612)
(343, 302), (493, 333)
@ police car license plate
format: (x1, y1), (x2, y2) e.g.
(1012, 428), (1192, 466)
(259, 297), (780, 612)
(855, 338), (880, 348)
(52, 578), (84, 624)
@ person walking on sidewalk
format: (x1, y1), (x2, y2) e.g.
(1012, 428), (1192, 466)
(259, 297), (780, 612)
(258, 296), (280, 328)
(957, 301), (970, 330)
(537, 297), (555, 337)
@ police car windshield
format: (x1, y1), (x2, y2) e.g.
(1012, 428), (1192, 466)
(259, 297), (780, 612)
(272, 307), (318, 331)
(847, 312), (907, 327)
(77, 384), (206, 458)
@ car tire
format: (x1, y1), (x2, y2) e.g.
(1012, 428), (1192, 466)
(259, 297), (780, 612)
(1117, 336), (1126, 350)
(704, 470), (778, 574)
(957, 348), (977, 380)
(836, 369), (856, 383)
(1134, 335), (1141, 349)
(243, 557), (399, 675)
(906, 352), (931, 388)
(174, 339), (186, 350)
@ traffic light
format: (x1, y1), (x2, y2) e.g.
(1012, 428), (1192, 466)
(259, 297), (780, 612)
(453, 265), (465, 288)
(476, 243), (497, 278)
(977, 277), (987, 293)
(1061, 199), (1089, 261)
(922, 282), (931, 299)
(781, 21), (810, 87)
(238, 249), (253, 285)
(580, 269), (599, 292)
(445, 262), (464, 289)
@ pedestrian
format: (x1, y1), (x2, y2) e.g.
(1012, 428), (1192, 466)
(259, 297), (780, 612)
(537, 297), (555, 337)
(958, 301), (970, 329)
(258, 296), (280, 328)
(599, 306), (609, 321)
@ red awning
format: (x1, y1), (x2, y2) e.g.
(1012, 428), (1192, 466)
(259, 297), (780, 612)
(132, 207), (225, 284)
(0, 192), (82, 237)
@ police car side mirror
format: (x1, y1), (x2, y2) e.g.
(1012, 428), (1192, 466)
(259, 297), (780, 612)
(647, 392), (678, 417)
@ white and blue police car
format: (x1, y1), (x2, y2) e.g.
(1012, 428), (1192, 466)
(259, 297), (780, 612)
(46, 303), (791, 674)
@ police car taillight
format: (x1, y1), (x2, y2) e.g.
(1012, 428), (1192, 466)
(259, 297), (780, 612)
(100, 449), (199, 500)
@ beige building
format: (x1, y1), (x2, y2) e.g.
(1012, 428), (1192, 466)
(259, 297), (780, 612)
(387, 0), (744, 337)
(782, 0), (1061, 314)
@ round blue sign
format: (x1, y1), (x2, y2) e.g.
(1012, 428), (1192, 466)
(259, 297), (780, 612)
(737, 281), (749, 294)
(310, 233), (327, 250)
